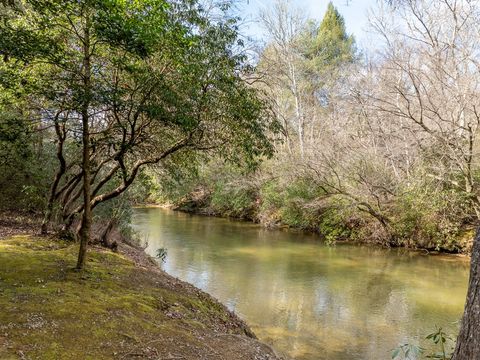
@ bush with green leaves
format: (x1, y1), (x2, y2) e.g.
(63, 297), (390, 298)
(392, 327), (455, 360)
(259, 178), (323, 229)
(210, 181), (258, 219)
(392, 179), (474, 252)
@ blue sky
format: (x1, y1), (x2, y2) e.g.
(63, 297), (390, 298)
(236, 0), (376, 48)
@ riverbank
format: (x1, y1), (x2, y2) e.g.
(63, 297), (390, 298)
(172, 191), (475, 255)
(0, 218), (284, 359)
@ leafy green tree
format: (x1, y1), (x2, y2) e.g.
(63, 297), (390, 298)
(0, 0), (278, 269)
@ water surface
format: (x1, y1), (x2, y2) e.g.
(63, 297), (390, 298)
(132, 208), (469, 360)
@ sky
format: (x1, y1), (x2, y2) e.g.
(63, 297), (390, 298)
(235, 0), (377, 50)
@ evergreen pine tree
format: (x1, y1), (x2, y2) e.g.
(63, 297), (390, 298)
(310, 2), (356, 69)
(299, 2), (356, 104)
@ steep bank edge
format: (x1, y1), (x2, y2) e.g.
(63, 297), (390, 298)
(0, 234), (285, 360)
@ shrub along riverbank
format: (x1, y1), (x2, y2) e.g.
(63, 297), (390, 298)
(0, 226), (284, 359)
(153, 163), (475, 255)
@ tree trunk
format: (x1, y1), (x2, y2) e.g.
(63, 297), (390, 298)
(41, 120), (66, 235)
(76, 15), (92, 270)
(452, 228), (480, 359)
(100, 220), (118, 252)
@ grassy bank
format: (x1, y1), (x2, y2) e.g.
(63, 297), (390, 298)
(0, 235), (283, 360)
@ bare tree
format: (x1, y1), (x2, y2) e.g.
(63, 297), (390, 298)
(259, 0), (307, 158)
(367, 0), (480, 218)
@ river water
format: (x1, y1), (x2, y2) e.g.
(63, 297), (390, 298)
(132, 207), (469, 360)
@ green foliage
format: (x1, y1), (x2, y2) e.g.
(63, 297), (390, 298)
(0, 114), (52, 211)
(425, 327), (454, 360)
(393, 179), (472, 252)
(0, 49), (53, 211)
(258, 178), (358, 243)
(308, 2), (356, 68)
(277, 184), (317, 228)
(127, 169), (163, 204)
(298, 1), (357, 98)
(392, 327), (455, 360)
(317, 203), (355, 245)
(0, 0), (279, 241)
(258, 178), (320, 228)
(210, 182), (257, 219)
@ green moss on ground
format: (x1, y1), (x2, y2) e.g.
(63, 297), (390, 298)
(0, 236), (281, 360)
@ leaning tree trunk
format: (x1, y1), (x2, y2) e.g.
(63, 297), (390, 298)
(452, 228), (480, 359)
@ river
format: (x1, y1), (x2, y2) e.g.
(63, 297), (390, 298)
(132, 207), (469, 360)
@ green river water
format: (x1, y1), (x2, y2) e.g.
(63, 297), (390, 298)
(132, 207), (469, 360)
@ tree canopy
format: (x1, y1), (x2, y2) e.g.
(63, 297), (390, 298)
(0, 0), (279, 267)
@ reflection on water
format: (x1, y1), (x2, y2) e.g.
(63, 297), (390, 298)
(132, 208), (469, 360)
